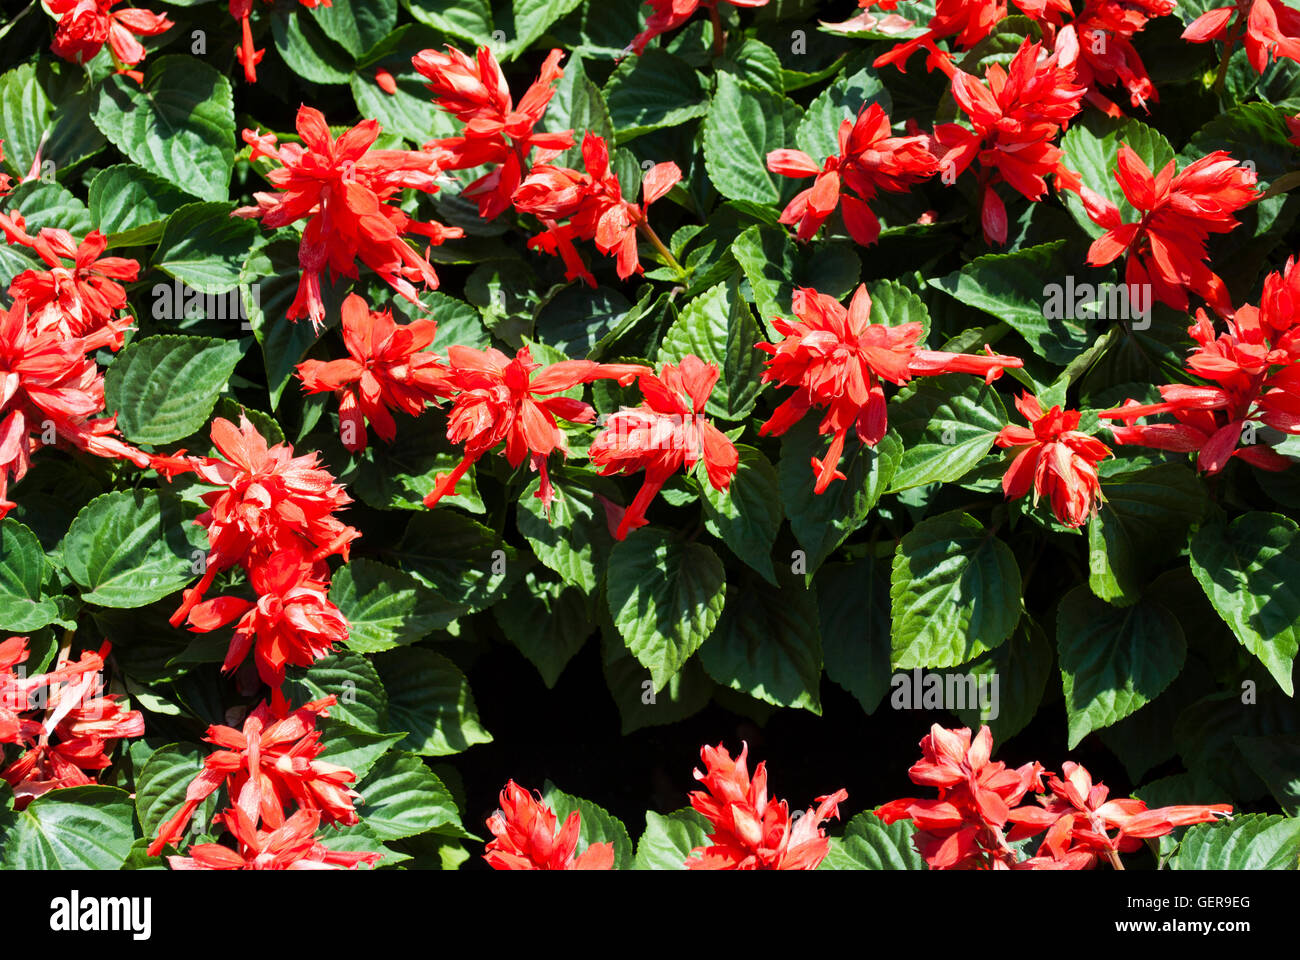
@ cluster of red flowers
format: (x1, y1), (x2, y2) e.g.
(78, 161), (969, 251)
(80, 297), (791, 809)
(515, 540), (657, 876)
(876, 724), (1231, 869)
(0, 637), (143, 807)
(46, 0), (172, 83)
(157, 415), (358, 690)
(150, 695), (378, 870)
(1058, 0), (1174, 116)
(483, 781), (616, 870)
(1100, 257), (1300, 474)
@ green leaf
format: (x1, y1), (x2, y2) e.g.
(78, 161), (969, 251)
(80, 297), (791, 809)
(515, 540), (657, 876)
(104, 335), (245, 445)
(404, 0), (495, 45)
(1236, 735), (1300, 816)
(152, 202), (261, 294)
(601, 633), (714, 734)
(819, 812), (923, 870)
(535, 286), (632, 357)
(90, 56), (235, 201)
(353, 752), (465, 841)
(64, 490), (203, 609)
(953, 617), (1054, 742)
(780, 422), (901, 575)
(890, 511), (1022, 670)
(730, 224), (861, 336)
(1056, 587), (1185, 748)
(284, 650), (390, 734)
(606, 531), (726, 691)
(0, 786), (136, 870)
(374, 648), (492, 756)
(1172, 815), (1300, 871)
(1189, 512), (1300, 696)
(635, 808), (711, 870)
(313, 0), (398, 56)
(700, 567), (823, 712)
(542, 781), (634, 869)
(0, 519), (61, 632)
(331, 558), (461, 654)
(351, 65), (459, 146)
(658, 275), (763, 420)
(510, 0), (585, 57)
(271, 8), (356, 85)
(516, 470), (617, 594)
(1088, 463), (1207, 606)
(700, 444), (781, 584)
(134, 743), (213, 842)
(795, 62), (891, 161)
(347, 416), (484, 514)
(494, 571), (592, 687)
(88, 164), (190, 248)
(547, 55), (614, 169)
(718, 39), (786, 94)
(604, 49), (708, 143)
(318, 722), (405, 781)
(1060, 116), (1176, 239)
(888, 375), (1007, 492)
(396, 511), (526, 614)
(703, 73), (802, 204)
(817, 557), (894, 715)
(0, 63), (105, 179)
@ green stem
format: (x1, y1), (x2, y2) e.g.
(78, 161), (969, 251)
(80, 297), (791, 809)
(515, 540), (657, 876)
(638, 221), (685, 278)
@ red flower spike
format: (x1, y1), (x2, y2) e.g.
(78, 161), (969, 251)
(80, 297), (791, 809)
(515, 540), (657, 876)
(234, 106), (463, 331)
(587, 355), (740, 540)
(1056, 1), (1174, 117)
(483, 780), (615, 870)
(685, 742), (848, 870)
(1077, 145), (1257, 315)
(49, 0), (172, 71)
(168, 806), (381, 870)
(767, 103), (940, 246)
(862, 0), (1072, 72)
(1183, 0), (1300, 74)
(296, 293), (455, 453)
(423, 345), (650, 514)
(755, 283), (1022, 493)
(995, 393), (1112, 528)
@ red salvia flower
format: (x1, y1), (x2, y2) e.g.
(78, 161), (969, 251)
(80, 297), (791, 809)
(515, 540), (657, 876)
(1079, 146), (1257, 315)
(149, 695), (364, 857)
(234, 106), (462, 331)
(228, 0), (330, 83)
(413, 45), (574, 220)
(767, 103), (940, 246)
(685, 742), (848, 870)
(1183, 0), (1300, 74)
(755, 284), (1023, 494)
(995, 393), (1112, 528)
(587, 354), (740, 540)
(1055, 0), (1174, 116)
(168, 806), (381, 870)
(296, 293), (455, 453)
(162, 415), (359, 628)
(1098, 259), (1300, 473)
(629, 0), (771, 56)
(861, 0), (1072, 72)
(48, 0), (173, 76)
(374, 68), (397, 95)
(483, 780), (615, 870)
(933, 39), (1086, 245)
(423, 345), (648, 513)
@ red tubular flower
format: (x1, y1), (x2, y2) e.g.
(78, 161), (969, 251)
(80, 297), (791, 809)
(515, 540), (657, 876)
(1078, 145), (1257, 315)
(234, 106), (462, 330)
(49, 0), (173, 74)
(1056, 1), (1173, 116)
(162, 415), (359, 628)
(168, 806), (381, 870)
(227, 0), (328, 83)
(587, 355), (740, 540)
(483, 780), (615, 870)
(629, 0), (772, 55)
(755, 283), (1023, 494)
(862, 0), (1072, 72)
(934, 39), (1086, 245)
(0, 213), (139, 339)
(424, 345), (648, 513)
(1183, 0), (1300, 73)
(1098, 259), (1300, 473)
(413, 45), (574, 220)
(767, 103), (940, 247)
(149, 696), (364, 857)
(296, 293), (455, 453)
(685, 742), (847, 870)
(996, 393), (1112, 528)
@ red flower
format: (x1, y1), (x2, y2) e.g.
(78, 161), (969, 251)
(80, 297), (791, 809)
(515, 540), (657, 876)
(234, 106), (463, 330)
(934, 39), (1086, 245)
(423, 345), (648, 513)
(1055, 1), (1174, 116)
(767, 103), (940, 246)
(483, 780), (615, 870)
(755, 283), (1023, 494)
(414, 45), (573, 220)
(162, 415), (359, 628)
(1077, 145), (1257, 315)
(862, 0), (1071, 72)
(629, 0), (771, 55)
(0, 214), (139, 339)
(995, 393), (1112, 528)
(168, 806), (381, 870)
(296, 293), (455, 453)
(1183, 0), (1300, 74)
(228, 0), (329, 83)
(149, 696), (364, 857)
(374, 68), (397, 94)
(685, 742), (847, 870)
(48, 0), (172, 73)
(587, 355), (740, 540)
(1098, 259), (1300, 474)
